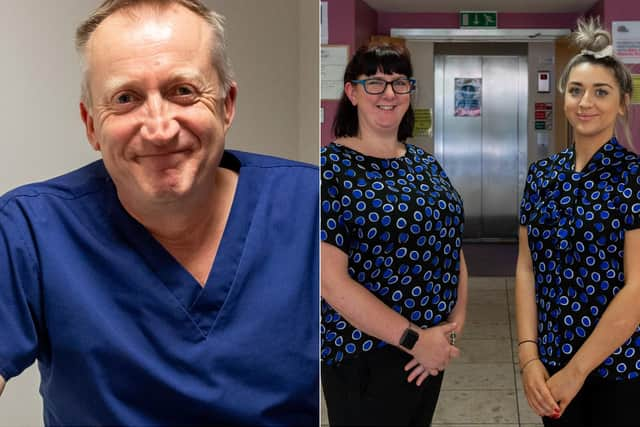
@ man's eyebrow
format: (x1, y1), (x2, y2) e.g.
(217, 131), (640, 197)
(166, 70), (208, 84)
(102, 77), (136, 95)
(100, 71), (209, 97)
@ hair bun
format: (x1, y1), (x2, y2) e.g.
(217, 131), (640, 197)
(573, 17), (611, 52)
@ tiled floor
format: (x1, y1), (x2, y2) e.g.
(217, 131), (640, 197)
(321, 276), (544, 427)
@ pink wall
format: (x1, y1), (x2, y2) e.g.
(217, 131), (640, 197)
(321, 0), (640, 148)
(325, 0), (356, 47)
(586, 0), (605, 21)
(322, 0), (355, 146)
(355, 0), (377, 50)
(588, 0), (640, 150)
(322, 0), (377, 145)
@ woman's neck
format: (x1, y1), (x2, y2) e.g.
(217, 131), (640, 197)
(573, 133), (613, 172)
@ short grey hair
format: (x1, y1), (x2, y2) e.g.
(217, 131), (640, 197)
(558, 17), (633, 148)
(76, 0), (234, 108)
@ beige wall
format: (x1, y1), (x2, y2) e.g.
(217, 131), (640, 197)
(406, 40), (435, 153)
(527, 42), (556, 163)
(0, 0), (318, 196)
(0, 1), (318, 425)
(210, 0), (318, 165)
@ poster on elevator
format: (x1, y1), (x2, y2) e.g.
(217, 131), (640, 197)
(454, 78), (481, 117)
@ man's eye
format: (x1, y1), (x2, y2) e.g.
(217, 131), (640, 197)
(173, 85), (195, 96)
(115, 93), (135, 104)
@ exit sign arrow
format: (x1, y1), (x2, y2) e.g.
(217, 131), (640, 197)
(460, 11), (498, 28)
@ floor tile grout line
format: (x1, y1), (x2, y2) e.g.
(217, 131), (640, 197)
(505, 276), (524, 427)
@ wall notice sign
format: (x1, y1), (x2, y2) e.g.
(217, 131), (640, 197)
(413, 108), (432, 137)
(613, 21), (640, 64)
(321, 45), (348, 100)
(454, 78), (481, 117)
(534, 102), (553, 130)
(632, 75), (640, 104)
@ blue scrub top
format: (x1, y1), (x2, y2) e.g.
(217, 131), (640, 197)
(0, 151), (319, 425)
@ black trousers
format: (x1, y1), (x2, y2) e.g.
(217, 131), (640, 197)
(542, 367), (640, 427)
(322, 346), (444, 426)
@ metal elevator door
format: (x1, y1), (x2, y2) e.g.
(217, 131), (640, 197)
(434, 53), (528, 240)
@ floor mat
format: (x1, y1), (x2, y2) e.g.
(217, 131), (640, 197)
(463, 243), (518, 277)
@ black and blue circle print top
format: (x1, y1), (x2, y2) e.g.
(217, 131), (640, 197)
(321, 142), (465, 366)
(520, 137), (640, 380)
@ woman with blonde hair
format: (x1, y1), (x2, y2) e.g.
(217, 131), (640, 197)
(516, 17), (640, 426)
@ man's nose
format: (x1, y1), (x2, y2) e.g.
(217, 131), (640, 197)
(140, 95), (179, 144)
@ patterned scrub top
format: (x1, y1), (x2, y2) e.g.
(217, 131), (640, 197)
(321, 143), (465, 366)
(520, 138), (640, 380)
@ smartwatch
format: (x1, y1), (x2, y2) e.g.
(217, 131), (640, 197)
(399, 327), (419, 350)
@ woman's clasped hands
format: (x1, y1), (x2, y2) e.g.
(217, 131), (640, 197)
(403, 322), (459, 386)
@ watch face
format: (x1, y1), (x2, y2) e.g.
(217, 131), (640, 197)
(400, 328), (419, 350)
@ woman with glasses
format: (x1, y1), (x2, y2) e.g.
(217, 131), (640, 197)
(516, 18), (640, 425)
(321, 43), (468, 426)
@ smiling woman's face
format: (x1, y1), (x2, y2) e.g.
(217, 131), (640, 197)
(345, 71), (411, 139)
(564, 62), (625, 144)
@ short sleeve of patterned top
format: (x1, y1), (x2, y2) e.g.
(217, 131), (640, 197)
(321, 142), (465, 366)
(520, 137), (640, 380)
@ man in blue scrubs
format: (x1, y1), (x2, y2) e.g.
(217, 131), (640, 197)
(0, 0), (318, 425)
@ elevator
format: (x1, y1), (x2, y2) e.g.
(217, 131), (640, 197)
(434, 44), (528, 240)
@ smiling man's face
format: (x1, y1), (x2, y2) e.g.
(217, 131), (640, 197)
(80, 3), (236, 207)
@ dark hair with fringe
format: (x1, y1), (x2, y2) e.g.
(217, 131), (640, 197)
(332, 43), (414, 142)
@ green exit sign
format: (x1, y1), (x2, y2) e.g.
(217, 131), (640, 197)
(460, 11), (498, 28)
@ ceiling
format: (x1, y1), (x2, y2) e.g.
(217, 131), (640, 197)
(363, 0), (599, 14)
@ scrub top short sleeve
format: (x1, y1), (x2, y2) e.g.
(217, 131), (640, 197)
(0, 200), (40, 381)
(0, 151), (319, 426)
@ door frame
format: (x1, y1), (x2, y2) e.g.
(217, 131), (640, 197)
(391, 28), (570, 42)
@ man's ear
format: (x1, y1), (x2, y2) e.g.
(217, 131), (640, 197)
(80, 102), (100, 151)
(222, 82), (238, 134)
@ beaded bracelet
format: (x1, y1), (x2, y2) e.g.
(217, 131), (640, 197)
(518, 339), (537, 346)
(520, 357), (540, 373)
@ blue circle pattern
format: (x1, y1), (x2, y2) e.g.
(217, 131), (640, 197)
(520, 138), (640, 380)
(321, 143), (464, 365)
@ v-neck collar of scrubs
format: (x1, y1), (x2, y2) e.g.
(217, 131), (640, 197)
(107, 151), (254, 338)
(567, 137), (626, 178)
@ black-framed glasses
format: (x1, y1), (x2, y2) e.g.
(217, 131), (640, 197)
(351, 77), (416, 94)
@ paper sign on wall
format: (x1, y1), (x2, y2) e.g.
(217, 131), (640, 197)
(613, 21), (640, 64)
(413, 108), (432, 137)
(321, 45), (348, 100)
